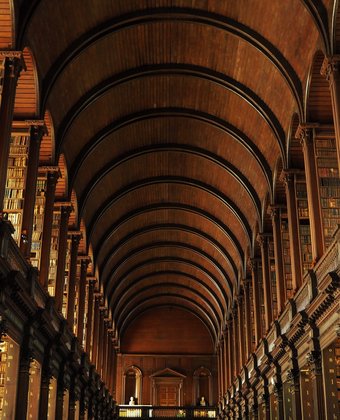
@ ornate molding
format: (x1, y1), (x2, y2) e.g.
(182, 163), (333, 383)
(306, 350), (322, 376)
(321, 55), (340, 80)
(295, 123), (319, 146)
(0, 50), (22, 59)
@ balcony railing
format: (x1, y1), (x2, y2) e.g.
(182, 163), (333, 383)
(118, 406), (217, 419)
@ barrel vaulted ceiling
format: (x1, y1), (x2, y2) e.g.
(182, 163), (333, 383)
(10, 0), (335, 346)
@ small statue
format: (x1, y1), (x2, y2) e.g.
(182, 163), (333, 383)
(199, 396), (206, 406)
(129, 396), (135, 405)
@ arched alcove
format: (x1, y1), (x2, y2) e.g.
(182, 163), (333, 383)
(123, 366), (143, 405)
(193, 367), (212, 406)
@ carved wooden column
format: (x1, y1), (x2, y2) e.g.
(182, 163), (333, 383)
(39, 169), (60, 289)
(257, 234), (273, 331)
(39, 371), (51, 420)
(249, 258), (262, 344)
(0, 52), (23, 213)
(86, 279), (96, 355)
(306, 351), (325, 419)
(102, 321), (108, 383)
(273, 380), (284, 420)
(97, 308), (105, 375)
(55, 360), (68, 420)
(20, 122), (46, 258)
(218, 338), (224, 398)
(55, 382), (64, 420)
(109, 330), (116, 398)
(280, 170), (302, 290)
(232, 304), (239, 377)
(286, 368), (302, 420)
(237, 291), (246, 367)
(242, 278), (252, 357)
(321, 56), (340, 168)
(223, 327), (228, 394)
(38, 343), (54, 420)
(107, 339), (112, 393)
(226, 317), (233, 387)
(296, 124), (324, 262)
(268, 206), (285, 313)
(66, 232), (81, 326)
(111, 344), (118, 398)
(15, 341), (33, 419)
(92, 295), (101, 367)
(54, 204), (72, 310)
(68, 374), (77, 420)
(306, 321), (326, 419)
(77, 256), (90, 346)
(103, 324), (111, 386)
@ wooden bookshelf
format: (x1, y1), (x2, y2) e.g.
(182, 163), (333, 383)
(268, 238), (278, 320)
(256, 261), (266, 337)
(0, 339), (8, 415)
(73, 263), (81, 335)
(295, 175), (312, 273)
(82, 282), (89, 348)
(280, 216), (293, 300)
(62, 239), (71, 318)
(249, 282), (255, 350)
(0, 58), (4, 106)
(3, 129), (30, 244)
(315, 137), (340, 249)
(47, 209), (61, 296)
(30, 173), (47, 269)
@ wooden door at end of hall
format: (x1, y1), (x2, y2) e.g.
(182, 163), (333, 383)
(157, 384), (179, 406)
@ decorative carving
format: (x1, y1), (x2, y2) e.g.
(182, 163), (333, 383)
(321, 55), (340, 80)
(0, 50), (22, 59)
(306, 350), (322, 376)
(286, 368), (300, 393)
(279, 170), (294, 186)
(286, 368), (298, 383)
(38, 166), (61, 174)
(248, 258), (259, 272)
(8, 56), (23, 79)
(0, 316), (7, 344)
(30, 123), (47, 144)
(273, 381), (282, 398)
(295, 124), (318, 146)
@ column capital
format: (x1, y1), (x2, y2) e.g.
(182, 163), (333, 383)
(256, 232), (271, 248)
(87, 276), (97, 286)
(0, 316), (8, 341)
(78, 255), (91, 265)
(295, 123), (319, 146)
(39, 165), (61, 176)
(232, 301), (238, 317)
(0, 51), (25, 75)
(241, 277), (251, 290)
(248, 257), (260, 272)
(280, 169), (294, 185)
(29, 122), (48, 144)
(60, 204), (73, 218)
(0, 50), (23, 59)
(267, 204), (286, 219)
(306, 350), (322, 376)
(321, 55), (340, 80)
(237, 288), (244, 301)
(68, 230), (82, 244)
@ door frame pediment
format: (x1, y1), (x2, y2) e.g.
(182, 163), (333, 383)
(150, 368), (186, 405)
(150, 367), (186, 378)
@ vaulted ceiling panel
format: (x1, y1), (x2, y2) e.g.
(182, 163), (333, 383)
(17, 0), (328, 347)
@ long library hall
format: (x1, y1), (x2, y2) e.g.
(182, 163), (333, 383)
(0, 1), (339, 419)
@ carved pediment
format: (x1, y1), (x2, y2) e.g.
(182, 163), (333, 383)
(150, 367), (186, 378)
